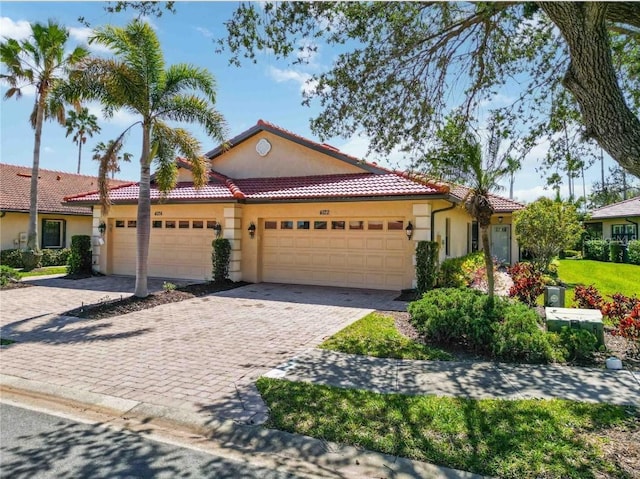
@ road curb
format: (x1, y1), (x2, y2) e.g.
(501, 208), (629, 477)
(0, 373), (484, 479)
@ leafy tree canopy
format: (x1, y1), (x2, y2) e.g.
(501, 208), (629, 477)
(222, 2), (640, 178)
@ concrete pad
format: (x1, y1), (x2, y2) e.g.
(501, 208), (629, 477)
(267, 349), (398, 394)
(496, 364), (640, 406)
(396, 361), (518, 399)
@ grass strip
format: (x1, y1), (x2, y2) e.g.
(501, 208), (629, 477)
(18, 266), (67, 278)
(556, 259), (640, 299)
(319, 312), (452, 361)
(257, 378), (637, 479)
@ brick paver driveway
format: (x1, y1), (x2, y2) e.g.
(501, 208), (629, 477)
(0, 277), (402, 424)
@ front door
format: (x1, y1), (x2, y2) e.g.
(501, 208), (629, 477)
(491, 225), (510, 264)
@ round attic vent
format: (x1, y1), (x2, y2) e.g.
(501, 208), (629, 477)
(256, 138), (272, 157)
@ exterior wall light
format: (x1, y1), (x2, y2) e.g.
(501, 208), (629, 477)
(405, 221), (414, 240)
(213, 222), (222, 239)
(98, 221), (107, 236)
(248, 222), (256, 239)
(498, 216), (504, 224)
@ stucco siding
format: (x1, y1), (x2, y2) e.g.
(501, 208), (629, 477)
(0, 212), (92, 250)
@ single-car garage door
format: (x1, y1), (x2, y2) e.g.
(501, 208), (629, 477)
(110, 218), (219, 280)
(261, 218), (410, 290)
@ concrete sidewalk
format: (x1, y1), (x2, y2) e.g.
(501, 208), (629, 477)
(265, 349), (640, 406)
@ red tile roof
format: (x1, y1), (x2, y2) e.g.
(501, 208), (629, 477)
(66, 172), (443, 204)
(448, 184), (525, 213)
(589, 196), (640, 219)
(1, 163), (129, 215)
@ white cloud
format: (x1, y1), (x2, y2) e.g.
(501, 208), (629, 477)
(140, 15), (159, 31)
(338, 132), (409, 170)
(195, 26), (213, 39)
(43, 146), (54, 154)
(85, 101), (139, 128)
(68, 27), (112, 53)
(0, 17), (31, 40)
(267, 66), (318, 96)
(0, 77), (36, 97)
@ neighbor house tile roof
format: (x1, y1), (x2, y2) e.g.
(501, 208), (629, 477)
(448, 184), (525, 213)
(1, 163), (130, 215)
(66, 172), (444, 204)
(589, 196), (640, 220)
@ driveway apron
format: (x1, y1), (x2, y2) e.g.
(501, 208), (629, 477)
(1, 279), (397, 424)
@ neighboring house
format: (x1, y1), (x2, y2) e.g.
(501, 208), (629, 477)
(0, 163), (129, 251)
(584, 196), (640, 242)
(65, 120), (524, 290)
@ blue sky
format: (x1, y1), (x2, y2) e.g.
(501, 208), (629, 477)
(0, 2), (622, 203)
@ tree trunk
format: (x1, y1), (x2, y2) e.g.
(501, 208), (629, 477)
(134, 124), (151, 298)
(539, 2), (640, 178)
(27, 95), (45, 253)
(480, 224), (494, 299)
(77, 141), (82, 174)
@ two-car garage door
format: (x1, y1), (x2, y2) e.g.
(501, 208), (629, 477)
(261, 218), (410, 290)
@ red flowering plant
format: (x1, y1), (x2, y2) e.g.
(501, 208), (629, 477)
(601, 293), (640, 325)
(508, 262), (545, 307)
(573, 285), (604, 310)
(612, 303), (640, 356)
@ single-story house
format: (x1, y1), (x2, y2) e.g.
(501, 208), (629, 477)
(0, 163), (129, 251)
(584, 196), (640, 242)
(65, 120), (524, 290)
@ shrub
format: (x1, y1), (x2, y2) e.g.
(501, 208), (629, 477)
(573, 285), (604, 310)
(212, 238), (231, 282)
(415, 241), (439, 294)
(492, 304), (561, 363)
(0, 249), (24, 268)
(609, 241), (625, 263)
(559, 328), (598, 361)
(508, 262), (545, 307)
(40, 248), (71, 267)
(612, 303), (640, 353)
(162, 281), (176, 292)
(67, 235), (92, 275)
(601, 293), (640, 325)
(583, 240), (609, 262)
(0, 265), (20, 286)
(408, 288), (499, 350)
(628, 240), (640, 265)
(436, 251), (485, 288)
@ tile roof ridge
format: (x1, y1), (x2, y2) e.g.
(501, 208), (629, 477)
(210, 169), (245, 199)
(64, 181), (138, 202)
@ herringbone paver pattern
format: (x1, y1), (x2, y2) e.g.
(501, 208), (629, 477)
(1, 278), (398, 423)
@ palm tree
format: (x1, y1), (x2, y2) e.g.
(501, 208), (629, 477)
(421, 114), (510, 299)
(0, 21), (88, 267)
(65, 107), (101, 174)
(92, 140), (132, 179)
(65, 20), (227, 297)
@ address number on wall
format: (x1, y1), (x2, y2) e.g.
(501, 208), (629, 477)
(319, 210), (330, 215)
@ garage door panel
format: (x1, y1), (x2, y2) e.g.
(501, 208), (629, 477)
(261, 218), (410, 290)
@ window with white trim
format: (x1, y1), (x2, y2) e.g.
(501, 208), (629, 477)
(41, 219), (66, 249)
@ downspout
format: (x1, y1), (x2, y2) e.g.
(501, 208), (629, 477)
(430, 200), (457, 241)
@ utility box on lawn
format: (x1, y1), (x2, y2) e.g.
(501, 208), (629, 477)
(544, 286), (565, 307)
(545, 307), (605, 347)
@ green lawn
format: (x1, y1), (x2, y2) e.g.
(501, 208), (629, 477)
(319, 312), (452, 361)
(0, 338), (16, 346)
(556, 259), (640, 299)
(18, 265), (67, 278)
(257, 378), (637, 479)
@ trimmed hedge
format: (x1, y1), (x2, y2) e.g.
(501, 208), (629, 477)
(629, 240), (640, 265)
(67, 236), (92, 275)
(415, 241), (439, 294)
(583, 240), (609, 262)
(1, 248), (70, 268)
(436, 251), (485, 288)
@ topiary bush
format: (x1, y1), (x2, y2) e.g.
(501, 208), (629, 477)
(0, 249), (24, 268)
(212, 238), (232, 282)
(415, 241), (439, 295)
(67, 235), (92, 275)
(609, 241), (625, 263)
(0, 265), (20, 287)
(583, 240), (609, 262)
(628, 240), (640, 265)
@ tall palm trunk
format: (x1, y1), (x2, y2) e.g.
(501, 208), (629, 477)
(134, 124), (152, 297)
(77, 140), (83, 174)
(27, 95), (45, 252)
(480, 224), (495, 300)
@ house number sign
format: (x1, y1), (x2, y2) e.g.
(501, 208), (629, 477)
(319, 210), (330, 215)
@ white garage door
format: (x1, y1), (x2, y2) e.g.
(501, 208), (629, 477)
(110, 218), (219, 280)
(261, 218), (410, 290)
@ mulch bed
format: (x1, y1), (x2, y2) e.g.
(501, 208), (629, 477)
(64, 281), (248, 320)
